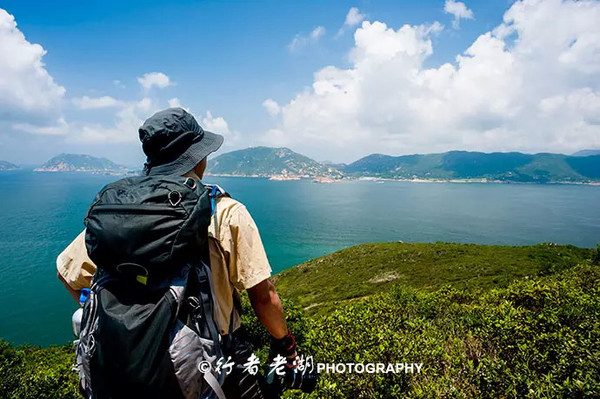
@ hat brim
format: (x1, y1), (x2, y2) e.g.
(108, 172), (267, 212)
(146, 130), (224, 176)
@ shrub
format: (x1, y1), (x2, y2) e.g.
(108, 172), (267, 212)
(0, 341), (79, 399)
(1, 256), (598, 398)
(297, 264), (600, 398)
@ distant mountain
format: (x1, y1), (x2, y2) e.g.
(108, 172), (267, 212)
(572, 149), (600, 157)
(0, 160), (19, 171)
(206, 147), (343, 178)
(343, 151), (600, 183)
(35, 153), (130, 174)
(322, 160), (348, 171)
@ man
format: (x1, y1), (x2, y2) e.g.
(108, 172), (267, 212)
(57, 107), (298, 398)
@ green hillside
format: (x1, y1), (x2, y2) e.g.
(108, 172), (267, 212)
(343, 151), (600, 182)
(202, 147), (600, 182)
(207, 147), (343, 178)
(272, 242), (593, 314)
(1, 243), (598, 398)
(299, 261), (600, 398)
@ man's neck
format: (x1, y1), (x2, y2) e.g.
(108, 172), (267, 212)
(184, 170), (202, 181)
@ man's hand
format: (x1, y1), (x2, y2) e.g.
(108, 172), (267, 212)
(269, 329), (298, 368)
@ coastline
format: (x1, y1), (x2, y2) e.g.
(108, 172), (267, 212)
(33, 168), (138, 176)
(5, 170), (597, 186)
(204, 173), (600, 186)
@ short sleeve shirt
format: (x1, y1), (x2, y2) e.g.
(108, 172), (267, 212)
(56, 190), (272, 335)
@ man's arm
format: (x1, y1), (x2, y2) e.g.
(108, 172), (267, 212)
(246, 279), (288, 339)
(56, 229), (96, 304)
(248, 279), (298, 367)
(58, 271), (81, 304)
(220, 200), (298, 361)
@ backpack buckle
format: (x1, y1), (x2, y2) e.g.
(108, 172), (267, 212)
(183, 177), (197, 190)
(168, 190), (182, 206)
(186, 296), (201, 314)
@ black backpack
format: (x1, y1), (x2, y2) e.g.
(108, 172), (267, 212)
(75, 174), (231, 399)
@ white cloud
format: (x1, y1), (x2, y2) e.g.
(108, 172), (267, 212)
(68, 98), (222, 145)
(345, 7), (366, 27)
(167, 97), (191, 112)
(288, 26), (326, 52)
(0, 9), (231, 157)
(74, 98), (157, 143)
(337, 7), (366, 37)
(202, 111), (241, 148)
(73, 96), (123, 109)
(112, 79), (125, 88)
(0, 8), (65, 122)
(262, 99), (281, 116)
(202, 111), (229, 134)
(444, 0), (474, 29)
(264, 0), (600, 162)
(311, 26), (326, 40)
(168, 97), (182, 108)
(13, 118), (69, 136)
(287, 36), (303, 52)
(137, 72), (173, 90)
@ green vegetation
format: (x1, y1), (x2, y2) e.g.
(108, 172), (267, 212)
(343, 151), (600, 182)
(272, 242), (593, 315)
(0, 341), (79, 398)
(207, 146), (600, 182)
(299, 262), (600, 398)
(206, 147), (343, 178)
(1, 243), (598, 398)
(26, 148), (600, 181)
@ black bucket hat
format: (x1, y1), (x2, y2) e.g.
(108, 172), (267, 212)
(139, 107), (224, 176)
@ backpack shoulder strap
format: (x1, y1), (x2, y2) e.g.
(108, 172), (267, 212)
(205, 184), (230, 236)
(205, 184), (230, 216)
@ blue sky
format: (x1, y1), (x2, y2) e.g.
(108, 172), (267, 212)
(0, 0), (599, 166)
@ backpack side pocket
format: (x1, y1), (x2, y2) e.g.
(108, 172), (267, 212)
(75, 287), (99, 397)
(169, 320), (225, 399)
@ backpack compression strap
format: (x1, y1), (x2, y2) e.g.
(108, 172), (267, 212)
(196, 261), (228, 399)
(204, 371), (227, 399)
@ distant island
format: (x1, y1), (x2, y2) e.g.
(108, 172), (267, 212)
(0, 160), (19, 171)
(206, 146), (343, 180)
(206, 147), (600, 184)
(35, 154), (132, 175)
(343, 151), (600, 183)
(20, 147), (600, 183)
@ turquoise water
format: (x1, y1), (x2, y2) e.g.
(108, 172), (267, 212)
(0, 170), (599, 346)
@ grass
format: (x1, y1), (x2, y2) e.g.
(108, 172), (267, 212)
(272, 242), (593, 315)
(298, 262), (600, 398)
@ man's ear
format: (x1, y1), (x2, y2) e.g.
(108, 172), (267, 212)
(194, 158), (208, 178)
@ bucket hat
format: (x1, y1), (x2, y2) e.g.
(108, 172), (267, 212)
(139, 107), (224, 176)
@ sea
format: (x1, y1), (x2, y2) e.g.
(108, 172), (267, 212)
(0, 169), (599, 346)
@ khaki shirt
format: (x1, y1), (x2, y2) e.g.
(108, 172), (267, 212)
(56, 182), (272, 335)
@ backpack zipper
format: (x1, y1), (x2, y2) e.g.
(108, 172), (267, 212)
(91, 204), (185, 214)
